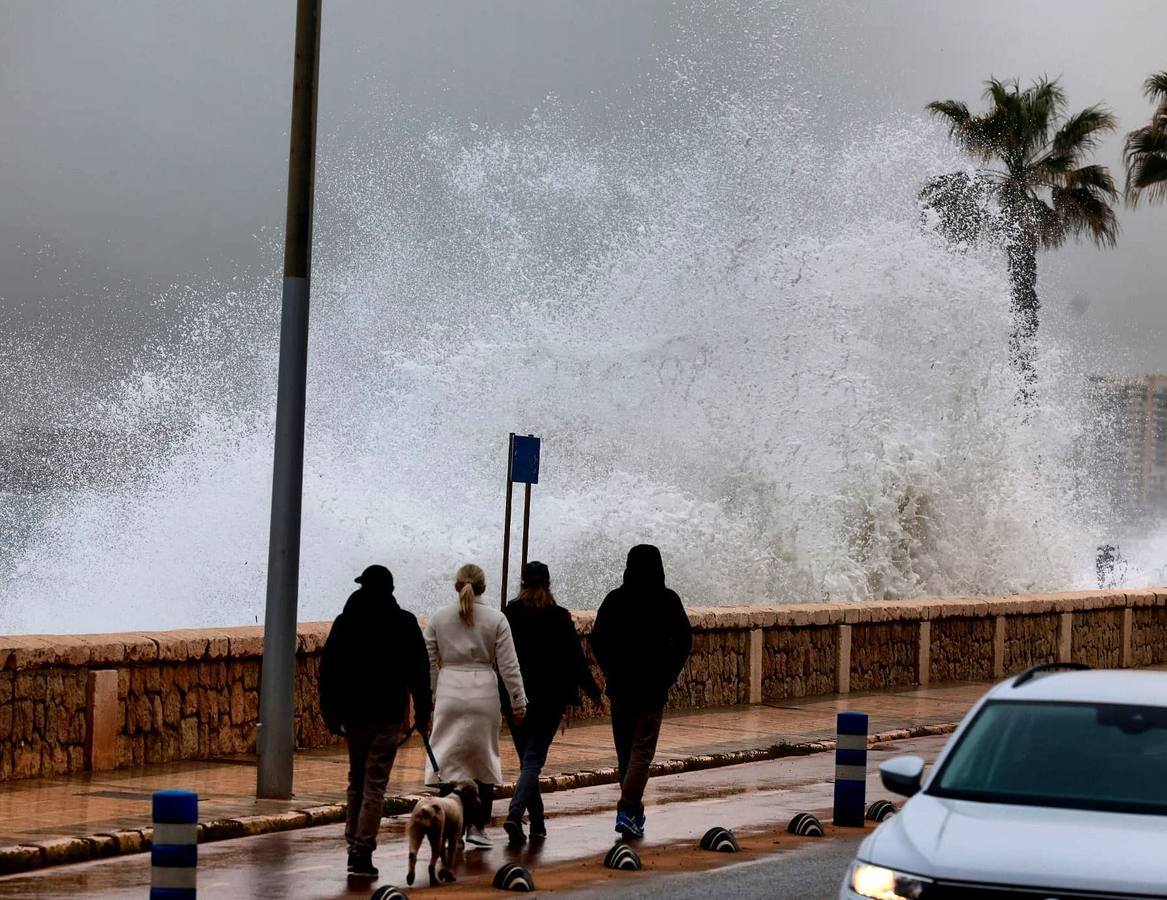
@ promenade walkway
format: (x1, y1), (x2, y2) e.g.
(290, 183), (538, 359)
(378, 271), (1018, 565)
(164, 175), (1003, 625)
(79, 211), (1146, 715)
(0, 681), (985, 874)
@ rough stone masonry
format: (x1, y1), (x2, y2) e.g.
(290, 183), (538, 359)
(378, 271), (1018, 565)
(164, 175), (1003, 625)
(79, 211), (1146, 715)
(0, 589), (1164, 782)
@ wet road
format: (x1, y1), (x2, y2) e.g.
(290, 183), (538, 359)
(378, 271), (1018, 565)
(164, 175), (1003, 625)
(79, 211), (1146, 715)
(561, 836), (863, 899)
(0, 736), (943, 898)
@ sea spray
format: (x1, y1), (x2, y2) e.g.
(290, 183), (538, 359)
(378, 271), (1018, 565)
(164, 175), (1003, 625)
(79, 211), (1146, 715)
(0, 96), (1118, 632)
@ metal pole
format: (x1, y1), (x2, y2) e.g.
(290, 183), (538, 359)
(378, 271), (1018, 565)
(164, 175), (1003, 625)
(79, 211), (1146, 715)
(501, 433), (515, 609)
(257, 0), (322, 800)
(521, 482), (532, 569)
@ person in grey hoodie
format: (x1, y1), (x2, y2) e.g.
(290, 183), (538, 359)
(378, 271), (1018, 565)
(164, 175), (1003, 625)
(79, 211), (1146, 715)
(589, 544), (692, 839)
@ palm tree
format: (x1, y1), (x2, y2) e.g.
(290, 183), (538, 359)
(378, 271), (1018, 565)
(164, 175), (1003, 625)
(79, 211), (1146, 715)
(1124, 72), (1167, 206)
(922, 77), (1118, 403)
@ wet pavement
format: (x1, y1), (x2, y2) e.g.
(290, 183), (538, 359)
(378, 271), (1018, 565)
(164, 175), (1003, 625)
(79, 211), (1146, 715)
(559, 835), (866, 899)
(0, 736), (947, 898)
(0, 682), (983, 848)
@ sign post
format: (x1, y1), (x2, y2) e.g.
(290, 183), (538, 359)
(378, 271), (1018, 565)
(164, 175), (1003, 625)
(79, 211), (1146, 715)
(501, 433), (515, 609)
(501, 434), (540, 608)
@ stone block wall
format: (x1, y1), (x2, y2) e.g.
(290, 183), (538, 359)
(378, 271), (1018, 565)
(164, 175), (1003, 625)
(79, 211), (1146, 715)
(1071, 609), (1123, 668)
(761, 625), (836, 700)
(1, 589), (1165, 782)
(667, 629), (749, 710)
(850, 622), (919, 691)
(929, 617), (993, 682)
(1131, 604), (1167, 666)
(2, 667), (88, 780)
(1003, 613), (1060, 674)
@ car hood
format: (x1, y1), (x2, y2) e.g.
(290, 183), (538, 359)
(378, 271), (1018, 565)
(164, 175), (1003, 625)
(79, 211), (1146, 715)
(863, 793), (1167, 894)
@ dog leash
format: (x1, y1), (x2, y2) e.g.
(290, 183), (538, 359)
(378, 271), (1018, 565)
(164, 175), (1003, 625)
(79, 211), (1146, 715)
(421, 731), (441, 780)
(387, 722), (440, 778)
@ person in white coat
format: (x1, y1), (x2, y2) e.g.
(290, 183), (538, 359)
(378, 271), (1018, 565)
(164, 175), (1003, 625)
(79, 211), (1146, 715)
(423, 563), (527, 848)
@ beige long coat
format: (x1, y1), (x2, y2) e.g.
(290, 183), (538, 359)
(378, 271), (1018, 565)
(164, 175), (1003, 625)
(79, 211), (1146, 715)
(423, 594), (527, 785)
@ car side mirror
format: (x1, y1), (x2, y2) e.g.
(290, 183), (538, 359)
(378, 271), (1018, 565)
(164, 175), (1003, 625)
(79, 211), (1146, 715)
(880, 755), (925, 797)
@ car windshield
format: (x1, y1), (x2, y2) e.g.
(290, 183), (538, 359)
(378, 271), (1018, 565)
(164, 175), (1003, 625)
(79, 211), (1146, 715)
(930, 699), (1167, 815)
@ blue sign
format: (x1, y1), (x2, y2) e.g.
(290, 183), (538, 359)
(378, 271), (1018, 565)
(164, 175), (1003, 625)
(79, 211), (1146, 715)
(511, 435), (541, 484)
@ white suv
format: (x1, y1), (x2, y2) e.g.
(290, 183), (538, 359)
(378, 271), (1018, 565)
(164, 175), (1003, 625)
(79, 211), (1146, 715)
(840, 664), (1167, 899)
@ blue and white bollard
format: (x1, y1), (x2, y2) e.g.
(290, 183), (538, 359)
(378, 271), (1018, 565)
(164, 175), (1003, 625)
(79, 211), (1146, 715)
(833, 711), (868, 827)
(151, 789), (198, 898)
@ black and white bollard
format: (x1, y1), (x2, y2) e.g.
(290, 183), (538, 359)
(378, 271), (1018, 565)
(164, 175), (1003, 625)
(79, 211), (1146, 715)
(833, 711), (868, 827)
(370, 888), (408, 900)
(151, 789), (198, 899)
(493, 862), (536, 891)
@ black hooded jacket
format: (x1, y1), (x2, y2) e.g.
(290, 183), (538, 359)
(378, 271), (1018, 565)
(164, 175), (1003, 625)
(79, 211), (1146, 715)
(590, 545), (693, 707)
(318, 583), (431, 734)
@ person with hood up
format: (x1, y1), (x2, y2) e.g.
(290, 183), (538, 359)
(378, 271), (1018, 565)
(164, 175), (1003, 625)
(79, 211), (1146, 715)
(424, 563), (527, 849)
(590, 544), (692, 839)
(319, 564), (432, 879)
(500, 561), (602, 846)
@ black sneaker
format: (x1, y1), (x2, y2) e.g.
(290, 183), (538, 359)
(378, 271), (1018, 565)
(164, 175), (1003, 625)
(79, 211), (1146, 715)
(347, 852), (379, 879)
(529, 820), (547, 840)
(503, 819), (527, 846)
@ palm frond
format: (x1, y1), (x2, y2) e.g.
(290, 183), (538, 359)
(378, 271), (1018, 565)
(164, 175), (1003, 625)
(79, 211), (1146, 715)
(926, 100), (971, 129)
(1143, 71), (1167, 104)
(1015, 195), (1062, 248)
(927, 100), (1002, 160)
(1124, 123), (1167, 205)
(983, 77), (1018, 110)
(1050, 106), (1117, 159)
(1029, 152), (1074, 181)
(1020, 77), (1067, 155)
(1060, 163), (1118, 199)
(1051, 184), (1120, 248)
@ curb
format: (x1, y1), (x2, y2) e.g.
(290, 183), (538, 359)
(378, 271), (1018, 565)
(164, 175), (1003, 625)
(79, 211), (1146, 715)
(0, 723), (955, 877)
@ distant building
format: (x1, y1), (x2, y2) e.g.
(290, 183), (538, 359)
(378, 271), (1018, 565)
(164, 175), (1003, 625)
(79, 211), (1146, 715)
(1088, 375), (1167, 513)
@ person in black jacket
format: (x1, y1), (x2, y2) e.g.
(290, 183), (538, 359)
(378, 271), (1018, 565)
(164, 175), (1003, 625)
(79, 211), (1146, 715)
(500, 561), (601, 846)
(319, 564), (432, 879)
(589, 544), (692, 839)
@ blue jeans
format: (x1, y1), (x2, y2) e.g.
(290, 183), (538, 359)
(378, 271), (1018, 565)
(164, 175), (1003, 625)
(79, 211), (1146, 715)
(507, 707), (561, 826)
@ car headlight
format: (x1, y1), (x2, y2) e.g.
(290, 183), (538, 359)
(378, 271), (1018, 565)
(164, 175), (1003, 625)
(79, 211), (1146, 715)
(849, 862), (932, 900)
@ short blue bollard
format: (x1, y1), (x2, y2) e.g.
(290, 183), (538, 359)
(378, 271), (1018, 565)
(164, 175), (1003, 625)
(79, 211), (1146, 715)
(833, 711), (868, 827)
(151, 790), (198, 899)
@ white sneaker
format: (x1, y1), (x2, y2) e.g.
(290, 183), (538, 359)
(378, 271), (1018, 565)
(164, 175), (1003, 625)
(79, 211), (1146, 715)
(465, 826), (493, 848)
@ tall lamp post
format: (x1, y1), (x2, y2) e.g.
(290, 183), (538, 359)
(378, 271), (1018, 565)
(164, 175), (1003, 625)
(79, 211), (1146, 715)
(257, 0), (322, 800)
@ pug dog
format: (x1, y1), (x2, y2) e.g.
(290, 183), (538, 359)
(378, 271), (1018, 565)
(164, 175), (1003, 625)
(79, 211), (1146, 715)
(406, 781), (480, 887)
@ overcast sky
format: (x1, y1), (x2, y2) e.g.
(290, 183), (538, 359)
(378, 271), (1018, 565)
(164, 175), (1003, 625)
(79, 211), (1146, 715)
(2, 0), (1166, 372)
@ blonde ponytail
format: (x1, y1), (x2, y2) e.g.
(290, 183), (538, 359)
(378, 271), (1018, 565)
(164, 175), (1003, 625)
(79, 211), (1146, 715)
(454, 563), (486, 628)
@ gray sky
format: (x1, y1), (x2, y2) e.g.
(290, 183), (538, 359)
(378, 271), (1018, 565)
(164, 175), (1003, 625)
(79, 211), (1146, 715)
(2, 0), (1166, 371)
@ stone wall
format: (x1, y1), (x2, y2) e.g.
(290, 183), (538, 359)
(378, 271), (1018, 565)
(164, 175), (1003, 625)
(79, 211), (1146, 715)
(1, 589), (1165, 782)
(668, 629), (750, 710)
(1071, 609), (1123, 669)
(850, 622), (919, 691)
(1132, 606), (1167, 667)
(1003, 613), (1060, 674)
(761, 625), (836, 700)
(929, 617), (994, 682)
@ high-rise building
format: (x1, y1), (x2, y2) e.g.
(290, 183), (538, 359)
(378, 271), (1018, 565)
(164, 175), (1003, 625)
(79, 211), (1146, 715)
(1088, 375), (1167, 513)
